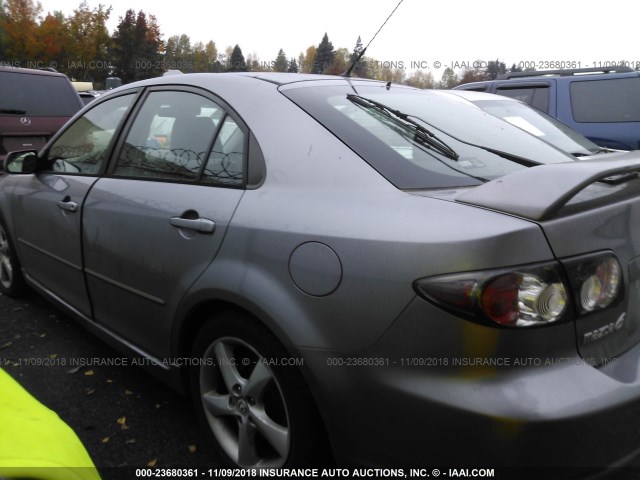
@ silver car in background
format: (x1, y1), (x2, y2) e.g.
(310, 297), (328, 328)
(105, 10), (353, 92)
(2, 72), (640, 474)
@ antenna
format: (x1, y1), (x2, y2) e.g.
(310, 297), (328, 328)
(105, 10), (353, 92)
(342, 0), (405, 77)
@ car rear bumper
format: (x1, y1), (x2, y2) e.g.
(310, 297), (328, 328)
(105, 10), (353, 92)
(300, 297), (640, 475)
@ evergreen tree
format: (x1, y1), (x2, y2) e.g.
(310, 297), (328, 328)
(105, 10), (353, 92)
(312, 33), (334, 74)
(485, 59), (507, 80)
(228, 44), (246, 71)
(349, 35), (367, 77)
(273, 48), (288, 72)
(287, 57), (298, 73)
(110, 9), (163, 83)
(509, 63), (523, 73)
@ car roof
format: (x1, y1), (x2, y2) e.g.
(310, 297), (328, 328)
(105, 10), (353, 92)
(0, 66), (69, 78)
(118, 71), (393, 91)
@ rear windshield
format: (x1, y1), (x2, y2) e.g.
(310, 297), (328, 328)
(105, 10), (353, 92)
(470, 98), (601, 155)
(282, 84), (573, 189)
(571, 77), (640, 122)
(0, 71), (81, 116)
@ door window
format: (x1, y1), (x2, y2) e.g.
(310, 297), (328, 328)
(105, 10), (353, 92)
(46, 94), (135, 174)
(114, 91), (224, 181)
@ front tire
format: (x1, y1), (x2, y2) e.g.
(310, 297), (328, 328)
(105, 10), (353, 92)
(0, 221), (25, 297)
(190, 312), (327, 468)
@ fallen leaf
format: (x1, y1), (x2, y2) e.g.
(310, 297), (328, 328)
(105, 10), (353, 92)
(0, 341), (12, 349)
(124, 389), (134, 396)
(117, 417), (127, 429)
(85, 388), (96, 396)
(84, 370), (94, 376)
(106, 379), (113, 384)
(49, 354), (58, 359)
(155, 404), (161, 409)
(188, 445), (197, 453)
(125, 439), (136, 444)
(147, 459), (157, 467)
(67, 366), (81, 374)
(101, 437), (110, 443)
(38, 333), (46, 338)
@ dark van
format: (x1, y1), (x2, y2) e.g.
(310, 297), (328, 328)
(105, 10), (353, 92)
(0, 67), (83, 164)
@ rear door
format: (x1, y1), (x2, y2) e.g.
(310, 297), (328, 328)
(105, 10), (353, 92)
(11, 93), (137, 316)
(82, 88), (246, 356)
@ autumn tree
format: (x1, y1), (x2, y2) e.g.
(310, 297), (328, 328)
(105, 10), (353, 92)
(273, 48), (287, 72)
(438, 67), (459, 89)
(312, 33), (334, 74)
(110, 9), (163, 83)
(405, 70), (435, 89)
(33, 11), (68, 69)
(65, 2), (112, 83)
(325, 47), (349, 75)
(0, 0), (42, 65)
(459, 68), (487, 84)
(165, 34), (192, 71)
(298, 46), (315, 73)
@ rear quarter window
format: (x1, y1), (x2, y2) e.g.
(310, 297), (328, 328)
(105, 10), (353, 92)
(496, 86), (550, 113)
(570, 77), (640, 122)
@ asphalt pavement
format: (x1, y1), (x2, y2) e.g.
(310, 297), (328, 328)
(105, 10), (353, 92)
(0, 289), (218, 480)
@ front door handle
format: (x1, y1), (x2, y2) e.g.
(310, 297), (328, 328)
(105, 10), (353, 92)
(57, 199), (78, 213)
(169, 216), (216, 234)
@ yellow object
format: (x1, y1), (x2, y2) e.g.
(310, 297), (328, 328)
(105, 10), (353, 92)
(0, 369), (101, 480)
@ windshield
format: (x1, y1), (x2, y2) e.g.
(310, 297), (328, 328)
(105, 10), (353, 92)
(282, 83), (574, 189)
(469, 98), (601, 156)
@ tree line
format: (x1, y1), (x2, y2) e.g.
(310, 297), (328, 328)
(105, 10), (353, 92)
(0, 0), (525, 89)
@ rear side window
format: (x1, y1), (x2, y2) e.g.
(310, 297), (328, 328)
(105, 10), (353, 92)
(496, 86), (550, 112)
(571, 77), (640, 122)
(0, 71), (81, 116)
(114, 90), (245, 186)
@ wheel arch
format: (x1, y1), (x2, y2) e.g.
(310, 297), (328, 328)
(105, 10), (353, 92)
(173, 294), (335, 462)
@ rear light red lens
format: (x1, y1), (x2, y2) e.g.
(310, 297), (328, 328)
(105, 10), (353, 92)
(481, 274), (520, 326)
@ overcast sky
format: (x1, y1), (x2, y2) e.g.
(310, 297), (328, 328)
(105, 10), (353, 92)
(37, 0), (640, 75)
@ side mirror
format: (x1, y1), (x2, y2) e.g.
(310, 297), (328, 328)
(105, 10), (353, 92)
(4, 150), (38, 174)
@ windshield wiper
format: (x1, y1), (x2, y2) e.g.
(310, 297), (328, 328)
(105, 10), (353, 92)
(0, 108), (27, 115)
(347, 94), (459, 161)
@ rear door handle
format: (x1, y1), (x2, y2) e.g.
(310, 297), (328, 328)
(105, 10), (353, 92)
(169, 217), (216, 234)
(57, 199), (78, 213)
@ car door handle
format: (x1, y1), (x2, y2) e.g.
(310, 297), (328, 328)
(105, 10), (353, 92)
(57, 199), (78, 213)
(169, 217), (216, 234)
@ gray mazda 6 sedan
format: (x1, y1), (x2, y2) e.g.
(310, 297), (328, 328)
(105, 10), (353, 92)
(2, 72), (640, 475)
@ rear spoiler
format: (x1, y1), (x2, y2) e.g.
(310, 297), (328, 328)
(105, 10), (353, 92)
(456, 153), (640, 221)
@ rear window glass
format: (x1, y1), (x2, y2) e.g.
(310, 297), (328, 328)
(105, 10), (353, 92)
(0, 71), (81, 116)
(571, 77), (640, 122)
(282, 84), (573, 189)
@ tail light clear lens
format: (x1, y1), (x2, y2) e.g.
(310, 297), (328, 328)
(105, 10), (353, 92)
(414, 252), (620, 328)
(565, 254), (622, 314)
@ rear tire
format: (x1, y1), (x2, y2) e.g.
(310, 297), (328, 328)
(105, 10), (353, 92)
(0, 221), (25, 297)
(190, 311), (329, 467)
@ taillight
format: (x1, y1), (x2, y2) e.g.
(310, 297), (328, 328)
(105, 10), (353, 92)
(414, 252), (621, 328)
(563, 253), (623, 315)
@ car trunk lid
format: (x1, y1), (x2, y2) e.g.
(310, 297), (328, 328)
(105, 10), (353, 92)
(456, 152), (640, 365)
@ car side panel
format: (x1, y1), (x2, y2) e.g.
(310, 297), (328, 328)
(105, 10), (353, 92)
(12, 174), (97, 316)
(82, 178), (243, 358)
